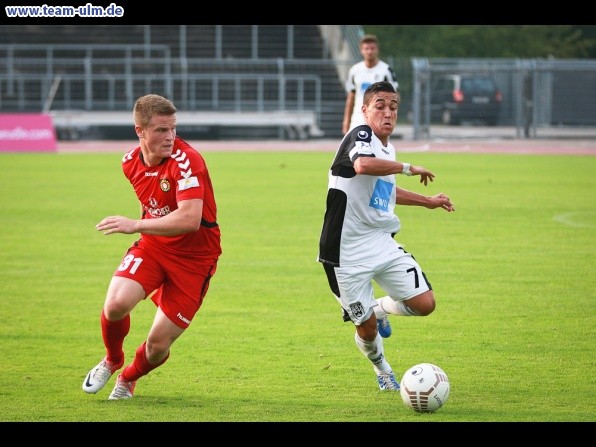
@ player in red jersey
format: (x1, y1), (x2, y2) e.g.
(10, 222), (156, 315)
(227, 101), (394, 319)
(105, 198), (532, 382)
(82, 94), (222, 400)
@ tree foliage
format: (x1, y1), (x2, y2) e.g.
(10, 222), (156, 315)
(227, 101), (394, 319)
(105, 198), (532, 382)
(364, 25), (596, 59)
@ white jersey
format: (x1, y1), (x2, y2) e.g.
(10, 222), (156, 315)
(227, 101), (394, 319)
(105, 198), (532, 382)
(345, 60), (398, 130)
(318, 124), (403, 267)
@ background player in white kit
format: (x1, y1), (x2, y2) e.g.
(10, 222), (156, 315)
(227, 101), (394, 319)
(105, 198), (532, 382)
(319, 81), (455, 391)
(342, 34), (399, 134)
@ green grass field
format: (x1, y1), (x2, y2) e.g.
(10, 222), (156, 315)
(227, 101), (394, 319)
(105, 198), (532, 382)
(0, 149), (594, 422)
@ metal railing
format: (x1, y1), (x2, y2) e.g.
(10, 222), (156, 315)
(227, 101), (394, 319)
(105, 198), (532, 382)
(2, 40), (596, 141)
(0, 44), (324, 126)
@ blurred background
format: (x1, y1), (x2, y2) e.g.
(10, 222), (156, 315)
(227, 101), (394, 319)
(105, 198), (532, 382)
(1, 24), (595, 141)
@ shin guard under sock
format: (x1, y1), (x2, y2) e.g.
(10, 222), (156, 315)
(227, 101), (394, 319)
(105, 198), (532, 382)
(101, 311), (129, 368)
(120, 341), (170, 382)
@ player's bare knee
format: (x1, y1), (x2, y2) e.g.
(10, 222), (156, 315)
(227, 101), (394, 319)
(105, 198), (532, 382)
(417, 301), (436, 316)
(145, 339), (169, 362)
(406, 291), (436, 316)
(103, 298), (133, 320)
(103, 305), (126, 321)
(417, 295), (436, 316)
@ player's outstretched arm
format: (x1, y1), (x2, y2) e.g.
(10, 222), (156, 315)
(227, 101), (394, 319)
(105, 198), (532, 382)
(96, 199), (204, 236)
(96, 215), (140, 235)
(426, 193), (455, 212)
(396, 187), (455, 212)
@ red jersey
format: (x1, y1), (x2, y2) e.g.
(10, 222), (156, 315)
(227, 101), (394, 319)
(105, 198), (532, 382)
(121, 136), (221, 260)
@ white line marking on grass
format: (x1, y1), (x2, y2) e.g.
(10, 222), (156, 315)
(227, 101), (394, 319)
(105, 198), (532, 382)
(553, 211), (596, 228)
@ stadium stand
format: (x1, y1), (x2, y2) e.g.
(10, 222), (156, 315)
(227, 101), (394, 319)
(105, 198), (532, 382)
(0, 25), (351, 140)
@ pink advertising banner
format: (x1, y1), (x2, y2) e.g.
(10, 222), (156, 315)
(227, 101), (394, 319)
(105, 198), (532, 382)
(0, 114), (57, 152)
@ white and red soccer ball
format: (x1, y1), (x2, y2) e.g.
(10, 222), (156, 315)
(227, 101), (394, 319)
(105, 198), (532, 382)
(400, 363), (450, 412)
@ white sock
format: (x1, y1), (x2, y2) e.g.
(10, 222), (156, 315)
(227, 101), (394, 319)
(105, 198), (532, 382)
(354, 332), (393, 375)
(373, 299), (388, 319)
(376, 295), (420, 317)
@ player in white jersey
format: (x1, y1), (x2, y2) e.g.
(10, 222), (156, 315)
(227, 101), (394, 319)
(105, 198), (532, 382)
(342, 34), (399, 134)
(318, 81), (455, 391)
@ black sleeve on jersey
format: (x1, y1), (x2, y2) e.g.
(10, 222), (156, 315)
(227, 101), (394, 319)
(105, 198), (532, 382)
(387, 66), (397, 82)
(330, 125), (374, 178)
(385, 66), (399, 91)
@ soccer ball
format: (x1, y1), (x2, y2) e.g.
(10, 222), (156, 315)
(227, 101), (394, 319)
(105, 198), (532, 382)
(400, 363), (450, 412)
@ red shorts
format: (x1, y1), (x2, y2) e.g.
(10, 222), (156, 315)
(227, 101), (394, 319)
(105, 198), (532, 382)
(113, 239), (218, 329)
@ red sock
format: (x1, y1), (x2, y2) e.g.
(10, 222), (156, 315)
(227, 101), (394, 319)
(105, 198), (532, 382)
(101, 310), (129, 368)
(120, 341), (169, 382)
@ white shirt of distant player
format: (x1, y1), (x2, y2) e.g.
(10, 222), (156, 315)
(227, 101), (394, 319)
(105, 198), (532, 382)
(331, 128), (402, 266)
(345, 60), (399, 130)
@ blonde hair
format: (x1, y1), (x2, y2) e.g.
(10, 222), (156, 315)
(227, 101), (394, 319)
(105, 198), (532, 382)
(133, 94), (177, 128)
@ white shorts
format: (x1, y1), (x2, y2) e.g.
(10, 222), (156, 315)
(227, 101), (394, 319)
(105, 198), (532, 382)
(332, 246), (431, 326)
